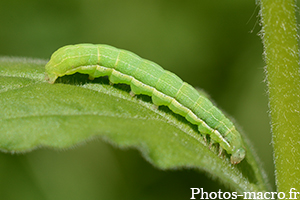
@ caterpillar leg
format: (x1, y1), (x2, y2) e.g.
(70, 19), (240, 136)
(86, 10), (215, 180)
(218, 146), (223, 157)
(129, 91), (136, 97)
(152, 105), (159, 110)
(208, 139), (215, 149)
(88, 75), (95, 80)
(202, 134), (207, 143)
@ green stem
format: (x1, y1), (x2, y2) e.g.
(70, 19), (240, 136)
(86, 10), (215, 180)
(260, 0), (300, 194)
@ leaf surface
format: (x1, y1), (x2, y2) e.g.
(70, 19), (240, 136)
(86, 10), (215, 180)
(0, 57), (270, 194)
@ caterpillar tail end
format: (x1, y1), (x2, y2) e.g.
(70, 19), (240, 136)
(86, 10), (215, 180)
(230, 148), (246, 165)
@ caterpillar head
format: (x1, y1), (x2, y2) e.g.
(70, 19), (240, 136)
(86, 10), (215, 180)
(230, 147), (246, 165)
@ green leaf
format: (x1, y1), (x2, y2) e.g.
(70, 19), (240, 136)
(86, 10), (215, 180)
(0, 56), (271, 194)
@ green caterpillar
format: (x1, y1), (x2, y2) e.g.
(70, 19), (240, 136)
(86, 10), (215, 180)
(45, 43), (246, 164)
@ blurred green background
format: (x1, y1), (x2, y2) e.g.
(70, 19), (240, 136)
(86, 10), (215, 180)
(0, 0), (280, 199)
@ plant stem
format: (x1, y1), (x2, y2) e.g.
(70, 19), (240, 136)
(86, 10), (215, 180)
(260, 0), (300, 194)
